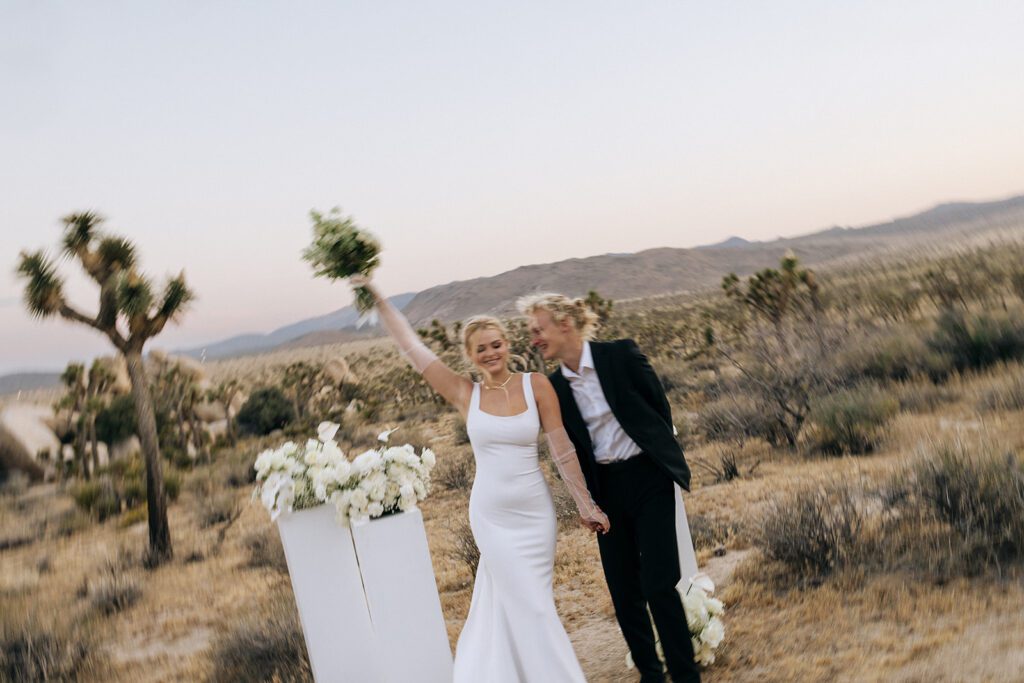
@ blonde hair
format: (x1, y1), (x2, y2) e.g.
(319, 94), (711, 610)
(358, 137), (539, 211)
(461, 315), (510, 357)
(516, 292), (599, 340)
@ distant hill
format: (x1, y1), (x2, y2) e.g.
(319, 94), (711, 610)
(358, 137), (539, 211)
(177, 292), (417, 360)
(400, 195), (1024, 323)
(181, 193), (1024, 359)
(0, 372), (61, 396)
(696, 236), (753, 250)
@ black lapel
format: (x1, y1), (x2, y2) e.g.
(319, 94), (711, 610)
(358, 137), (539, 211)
(590, 341), (619, 413)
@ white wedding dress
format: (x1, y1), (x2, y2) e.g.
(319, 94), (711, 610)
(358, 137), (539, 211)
(453, 373), (588, 683)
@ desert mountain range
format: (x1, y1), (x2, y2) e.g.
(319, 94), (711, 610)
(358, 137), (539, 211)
(4, 194), (1023, 393)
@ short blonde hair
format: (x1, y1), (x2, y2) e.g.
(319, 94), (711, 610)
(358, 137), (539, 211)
(461, 315), (509, 357)
(516, 292), (599, 341)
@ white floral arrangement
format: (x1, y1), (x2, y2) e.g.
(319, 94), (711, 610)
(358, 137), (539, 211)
(626, 573), (726, 670)
(253, 422), (436, 526)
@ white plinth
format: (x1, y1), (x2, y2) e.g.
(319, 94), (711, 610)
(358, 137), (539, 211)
(276, 505), (453, 683)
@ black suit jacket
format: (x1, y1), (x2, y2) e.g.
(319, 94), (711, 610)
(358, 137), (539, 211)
(549, 339), (691, 503)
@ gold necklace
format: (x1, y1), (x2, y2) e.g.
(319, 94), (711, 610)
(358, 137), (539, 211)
(483, 372), (515, 391)
(483, 372), (516, 409)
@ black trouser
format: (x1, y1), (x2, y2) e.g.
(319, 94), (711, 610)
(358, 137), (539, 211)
(596, 455), (701, 683)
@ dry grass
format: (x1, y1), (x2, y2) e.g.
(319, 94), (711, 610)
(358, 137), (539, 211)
(7, 244), (1024, 681)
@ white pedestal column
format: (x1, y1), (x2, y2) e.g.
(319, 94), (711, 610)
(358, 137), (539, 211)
(276, 505), (453, 683)
(276, 505), (385, 682)
(351, 508), (453, 683)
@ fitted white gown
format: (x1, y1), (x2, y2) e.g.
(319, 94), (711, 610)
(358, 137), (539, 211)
(453, 373), (587, 683)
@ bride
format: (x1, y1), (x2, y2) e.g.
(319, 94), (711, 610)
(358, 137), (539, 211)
(353, 277), (609, 682)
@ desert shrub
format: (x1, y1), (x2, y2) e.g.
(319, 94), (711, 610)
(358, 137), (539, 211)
(198, 491), (240, 528)
(208, 597), (312, 683)
(975, 365), (1024, 412)
(696, 394), (786, 446)
(89, 567), (142, 616)
(118, 506), (147, 528)
(914, 440), (1024, 569)
(244, 530), (289, 573)
(433, 448), (474, 491)
(95, 394), (137, 445)
(834, 330), (952, 384)
(236, 387), (295, 436)
(759, 481), (866, 578)
(893, 379), (959, 413)
(0, 471), (29, 497)
(71, 477), (120, 522)
(447, 518), (480, 576)
(692, 451), (758, 484)
(0, 619), (93, 682)
(928, 309), (1024, 373)
(451, 419), (470, 446)
(224, 458), (258, 488)
(808, 385), (898, 455)
(163, 470), (181, 502)
(50, 509), (92, 538)
(688, 514), (734, 551)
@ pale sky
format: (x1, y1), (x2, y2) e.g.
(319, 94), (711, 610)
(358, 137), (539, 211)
(2, 1), (1023, 374)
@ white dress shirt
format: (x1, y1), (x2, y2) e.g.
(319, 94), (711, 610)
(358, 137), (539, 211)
(560, 342), (641, 463)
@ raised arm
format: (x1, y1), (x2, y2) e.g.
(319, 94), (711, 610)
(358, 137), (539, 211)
(532, 374), (610, 534)
(358, 279), (473, 416)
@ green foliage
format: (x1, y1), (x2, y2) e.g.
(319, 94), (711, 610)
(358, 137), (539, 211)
(0, 618), (92, 682)
(759, 481), (866, 578)
(15, 249), (65, 318)
(914, 441), (1024, 569)
(209, 599), (312, 683)
(809, 385), (899, 456)
(89, 567), (142, 616)
(70, 477), (121, 522)
(95, 394), (137, 444)
(834, 328), (953, 384)
(303, 207), (381, 313)
(237, 387), (296, 436)
(928, 309), (1024, 373)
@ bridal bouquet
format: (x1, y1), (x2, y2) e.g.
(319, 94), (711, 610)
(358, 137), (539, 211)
(301, 207), (381, 313)
(681, 573), (726, 666)
(625, 573), (726, 670)
(254, 422), (436, 526)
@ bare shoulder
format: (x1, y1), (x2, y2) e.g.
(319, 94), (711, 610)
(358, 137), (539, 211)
(530, 372), (555, 395)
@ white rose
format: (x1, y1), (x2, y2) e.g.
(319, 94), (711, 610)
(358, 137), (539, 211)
(707, 597), (725, 617)
(318, 421), (341, 443)
(703, 616), (725, 648)
(682, 591), (709, 631)
(421, 448), (436, 468)
(368, 501), (385, 517)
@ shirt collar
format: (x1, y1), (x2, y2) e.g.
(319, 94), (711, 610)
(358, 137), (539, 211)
(560, 341), (594, 380)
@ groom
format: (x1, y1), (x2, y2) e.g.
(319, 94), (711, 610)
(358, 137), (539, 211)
(518, 293), (700, 683)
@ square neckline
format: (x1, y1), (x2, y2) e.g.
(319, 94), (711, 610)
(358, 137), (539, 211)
(473, 372), (533, 419)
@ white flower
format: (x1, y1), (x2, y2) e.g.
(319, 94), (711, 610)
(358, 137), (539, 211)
(368, 501), (385, 517)
(690, 572), (716, 595)
(353, 449), (382, 474)
(378, 427), (400, 442)
(421, 448), (436, 468)
(703, 616), (725, 648)
(707, 597), (725, 617)
(682, 591), (709, 631)
(318, 421), (341, 443)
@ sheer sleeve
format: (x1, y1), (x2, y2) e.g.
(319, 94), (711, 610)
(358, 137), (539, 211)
(546, 427), (609, 530)
(357, 279), (472, 413)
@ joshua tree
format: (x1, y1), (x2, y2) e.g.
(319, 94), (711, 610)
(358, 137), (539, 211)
(82, 359), (117, 476)
(209, 379), (242, 447)
(17, 212), (194, 564)
(56, 362), (88, 479)
(584, 289), (614, 326)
